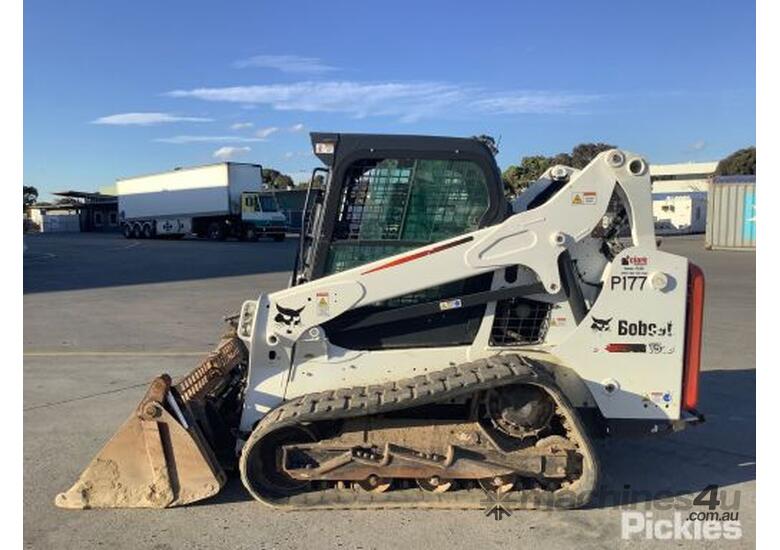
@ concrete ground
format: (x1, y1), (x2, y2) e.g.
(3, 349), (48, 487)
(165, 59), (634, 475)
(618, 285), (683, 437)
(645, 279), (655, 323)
(23, 233), (755, 549)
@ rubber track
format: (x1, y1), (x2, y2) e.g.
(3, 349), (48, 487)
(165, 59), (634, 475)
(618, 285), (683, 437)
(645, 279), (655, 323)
(239, 354), (599, 510)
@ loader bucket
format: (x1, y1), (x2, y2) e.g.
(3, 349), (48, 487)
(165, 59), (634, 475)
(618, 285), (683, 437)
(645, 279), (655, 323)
(55, 335), (246, 509)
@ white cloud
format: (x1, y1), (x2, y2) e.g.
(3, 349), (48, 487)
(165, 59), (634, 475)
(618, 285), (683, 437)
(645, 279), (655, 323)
(213, 146), (251, 160)
(289, 123), (305, 132)
(471, 92), (606, 114)
(92, 112), (212, 125)
(167, 81), (602, 122)
(155, 135), (267, 144)
(230, 122), (254, 130)
(284, 150), (314, 159)
(255, 126), (279, 138)
(167, 81), (467, 121)
(233, 54), (337, 73)
(689, 139), (707, 151)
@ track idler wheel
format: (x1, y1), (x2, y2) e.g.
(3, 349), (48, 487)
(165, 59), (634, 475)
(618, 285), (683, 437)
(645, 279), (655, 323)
(355, 475), (392, 493)
(487, 384), (555, 439)
(478, 474), (516, 495)
(417, 476), (454, 493)
(242, 425), (317, 498)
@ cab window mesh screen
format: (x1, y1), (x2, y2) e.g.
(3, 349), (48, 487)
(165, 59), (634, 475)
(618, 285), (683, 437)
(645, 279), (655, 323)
(325, 158), (489, 274)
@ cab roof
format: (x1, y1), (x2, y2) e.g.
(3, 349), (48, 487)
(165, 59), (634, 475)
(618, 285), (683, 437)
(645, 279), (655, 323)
(310, 132), (499, 167)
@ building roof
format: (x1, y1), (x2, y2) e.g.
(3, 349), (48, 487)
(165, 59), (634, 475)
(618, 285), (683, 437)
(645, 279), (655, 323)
(712, 175), (756, 184)
(652, 191), (708, 198)
(28, 203), (80, 212)
(53, 190), (117, 203)
(649, 161), (718, 177)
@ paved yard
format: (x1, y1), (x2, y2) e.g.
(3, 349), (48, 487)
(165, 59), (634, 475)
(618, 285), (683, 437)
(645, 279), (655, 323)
(23, 233), (755, 549)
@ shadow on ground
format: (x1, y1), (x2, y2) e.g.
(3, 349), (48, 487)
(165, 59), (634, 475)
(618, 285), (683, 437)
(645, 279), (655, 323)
(594, 367), (754, 508)
(23, 233), (299, 294)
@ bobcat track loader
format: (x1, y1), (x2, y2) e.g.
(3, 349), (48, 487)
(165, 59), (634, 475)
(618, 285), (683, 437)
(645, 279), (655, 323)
(56, 133), (705, 510)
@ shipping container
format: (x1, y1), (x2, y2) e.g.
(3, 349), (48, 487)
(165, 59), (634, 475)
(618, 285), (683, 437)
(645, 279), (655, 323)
(705, 175), (756, 250)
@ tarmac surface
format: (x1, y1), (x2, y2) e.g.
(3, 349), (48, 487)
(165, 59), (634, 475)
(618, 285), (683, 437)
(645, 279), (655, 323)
(23, 232), (755, 549)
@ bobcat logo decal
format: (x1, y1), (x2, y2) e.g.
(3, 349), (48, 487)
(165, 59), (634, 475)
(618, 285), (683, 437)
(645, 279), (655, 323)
(274, 304), (305, 334)
(590, 317), (612, 332)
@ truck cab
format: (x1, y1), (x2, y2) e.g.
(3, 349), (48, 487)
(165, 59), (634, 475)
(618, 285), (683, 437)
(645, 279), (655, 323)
(240, 192), (288, 241)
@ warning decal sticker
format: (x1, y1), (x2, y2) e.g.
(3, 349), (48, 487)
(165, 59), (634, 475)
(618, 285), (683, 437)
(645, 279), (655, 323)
(571, 191), (597, 205)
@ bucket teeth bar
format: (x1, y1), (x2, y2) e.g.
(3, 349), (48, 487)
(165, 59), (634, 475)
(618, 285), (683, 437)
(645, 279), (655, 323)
(175, 336), (245, 404)
(54, 335), (246, 509)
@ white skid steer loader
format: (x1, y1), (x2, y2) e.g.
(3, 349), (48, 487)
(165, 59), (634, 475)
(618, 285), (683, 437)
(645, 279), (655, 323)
(56, 133), (705, 510)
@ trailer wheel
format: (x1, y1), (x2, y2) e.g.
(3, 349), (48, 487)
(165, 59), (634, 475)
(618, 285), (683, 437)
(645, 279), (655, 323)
(142, 223), (154, 239)
(131, 223), (142, 239)
(122, 224), (133, 239)
(207, 222), (226, 241)
(272, 233), (285, 242)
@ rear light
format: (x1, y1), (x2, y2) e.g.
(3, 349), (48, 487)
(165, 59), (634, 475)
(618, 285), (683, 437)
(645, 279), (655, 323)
(682, 263), (705, 410)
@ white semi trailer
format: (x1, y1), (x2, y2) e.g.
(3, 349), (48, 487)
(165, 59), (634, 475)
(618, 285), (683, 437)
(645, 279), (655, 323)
(116, 162), (288, 241)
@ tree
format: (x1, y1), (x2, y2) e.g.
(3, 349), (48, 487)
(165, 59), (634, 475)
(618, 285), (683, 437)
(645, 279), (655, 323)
(501, 166), (524, 196)
(715, 147), (756, 176)
(272, 174), (295, 189)
(550, 152), (574, 167)
(262, 168), (296, 189)
(262, 168), (281, 185)
(502, 142), (617, 197)
(501, 155), (553, 196)
(570, 143), (616, 169)
(23, 185), (38, 210)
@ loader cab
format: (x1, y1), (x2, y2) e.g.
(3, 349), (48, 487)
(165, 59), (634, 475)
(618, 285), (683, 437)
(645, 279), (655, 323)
(291, 133), (509, 349)
(294, 133), (508, 285)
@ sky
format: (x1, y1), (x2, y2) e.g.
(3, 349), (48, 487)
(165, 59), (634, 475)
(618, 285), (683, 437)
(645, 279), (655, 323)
(24, 0), (755, 198)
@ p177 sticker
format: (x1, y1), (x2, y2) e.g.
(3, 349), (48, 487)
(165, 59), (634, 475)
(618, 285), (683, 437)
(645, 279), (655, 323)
(610, 275), (647, 291)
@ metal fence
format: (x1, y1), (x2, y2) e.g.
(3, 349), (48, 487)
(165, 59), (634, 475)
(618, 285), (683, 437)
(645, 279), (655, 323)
(705, 175), (755, 250)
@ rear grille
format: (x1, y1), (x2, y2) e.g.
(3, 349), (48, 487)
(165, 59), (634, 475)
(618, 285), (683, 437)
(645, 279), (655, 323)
(490, 298), (551, 346)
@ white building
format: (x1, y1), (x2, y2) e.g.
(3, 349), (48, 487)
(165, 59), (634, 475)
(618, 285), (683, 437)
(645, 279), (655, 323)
(652, 194), (708, 235)
(648, 161), (717, 235)
(649, 161), (717, 194)
(27, 205), (81, 233)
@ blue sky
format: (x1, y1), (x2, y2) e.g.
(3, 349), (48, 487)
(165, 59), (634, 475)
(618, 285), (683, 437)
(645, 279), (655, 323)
(24, 0), (755, 197)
